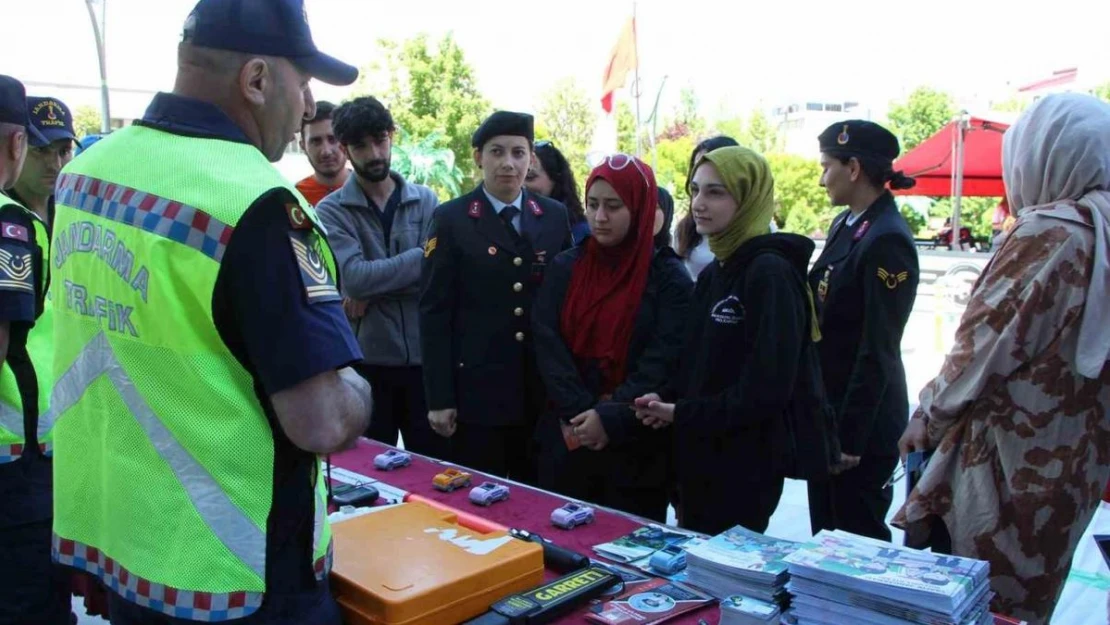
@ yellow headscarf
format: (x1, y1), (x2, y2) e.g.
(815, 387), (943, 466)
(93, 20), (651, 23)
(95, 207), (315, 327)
(700, 147), (775, 261)
(697, 146), (822, 342)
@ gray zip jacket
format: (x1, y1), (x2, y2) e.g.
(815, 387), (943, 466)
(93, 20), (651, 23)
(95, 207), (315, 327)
(316, 172), (438, 366)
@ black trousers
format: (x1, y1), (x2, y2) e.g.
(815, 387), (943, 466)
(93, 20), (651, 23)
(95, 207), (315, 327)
(808, 454), (898, 540)
(679, 476), (785, 537)
(0, 519), (72, 625)
(355, 364), (447, 460)
(450, 422), (537, 485)
(537, 447), (668, 523)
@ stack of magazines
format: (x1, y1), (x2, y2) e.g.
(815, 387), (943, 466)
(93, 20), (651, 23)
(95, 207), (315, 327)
(783, 530), (994, 625)
(683, 526), (799, 605)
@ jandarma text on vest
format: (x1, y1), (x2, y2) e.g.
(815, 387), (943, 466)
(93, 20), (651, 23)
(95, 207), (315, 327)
(53, 220), (151, 303)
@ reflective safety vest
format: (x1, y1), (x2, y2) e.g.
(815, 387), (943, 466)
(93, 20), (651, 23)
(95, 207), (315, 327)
(0, 198), (53, 463)
(51, 125), (336, 621)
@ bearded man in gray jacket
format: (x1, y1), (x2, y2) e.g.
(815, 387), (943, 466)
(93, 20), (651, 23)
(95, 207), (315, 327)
(316, 96), (445, 457)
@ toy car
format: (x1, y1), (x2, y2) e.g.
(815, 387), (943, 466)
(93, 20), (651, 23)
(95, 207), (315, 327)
(373, 449), (411, 471)
(551, 503), (595, 529)
(649, 544), (687, 575)
(432, 468), (473, 492)
(469, 481), (510, 506)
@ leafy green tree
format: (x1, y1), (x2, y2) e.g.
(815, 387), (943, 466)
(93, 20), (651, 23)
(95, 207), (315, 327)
(992, 97), (1030, 113)
(676, 87), (706, 139)
(745, 109), (780, 154)
(765, 154), (827, 230)
(1093, 82), (1110, 103)
(712, 116), (745, 144)
(887, 86), (955, 151)
(898, 203), (928, 236)
(356, 33), (491, 184)
(535, 77), (596, 189)
(653, 136), (696, 206)
(73, 105), (101, 138)
(615, 101), (638, 154)
(391, 130), (465, 200)
(927, 196), (1001, 239)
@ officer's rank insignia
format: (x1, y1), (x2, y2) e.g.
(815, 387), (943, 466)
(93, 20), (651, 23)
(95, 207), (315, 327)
(424, 237), (437, 258)
(468, 201), (482, 218)
(853, 220), (871, 241)
(289, 231), (340, 303)
(877, 267), (909, 290)
(0, 247), (33, 293)
(286, 203), (312, 230)
(837, 124), (850, 145)
(528, 199), (543, 216)
(817, 266), (832, 302)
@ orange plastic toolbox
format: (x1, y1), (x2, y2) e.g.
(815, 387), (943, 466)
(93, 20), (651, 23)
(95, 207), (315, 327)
(330, 501), (545, 625)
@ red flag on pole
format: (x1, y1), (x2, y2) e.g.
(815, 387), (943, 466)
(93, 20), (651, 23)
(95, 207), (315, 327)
(600, 17), (637, 114)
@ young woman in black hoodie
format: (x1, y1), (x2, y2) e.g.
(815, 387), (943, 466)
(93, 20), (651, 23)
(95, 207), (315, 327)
(532, 155), (692, 522)
(634, 146), (821, 535)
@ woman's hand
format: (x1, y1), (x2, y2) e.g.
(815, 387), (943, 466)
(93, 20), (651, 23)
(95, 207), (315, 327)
(898, 415), (931, 462)
(569, 409), (608, 450)
(633, 393), (675, 429)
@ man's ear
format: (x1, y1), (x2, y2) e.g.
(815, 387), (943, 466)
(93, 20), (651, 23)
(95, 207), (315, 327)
(239, 57), (270, 107)
(473, 148), (483, 170)
(339, 143), (351, 160)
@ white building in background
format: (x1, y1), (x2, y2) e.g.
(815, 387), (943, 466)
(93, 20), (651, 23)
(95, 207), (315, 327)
(769, 99), (879, 157)
(25, 81), (312, 182)
(22, 81), (155, 130)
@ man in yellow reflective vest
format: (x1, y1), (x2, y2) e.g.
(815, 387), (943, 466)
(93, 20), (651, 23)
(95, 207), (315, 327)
(0, 75), (72, 625)
(49, 1), (372, 623)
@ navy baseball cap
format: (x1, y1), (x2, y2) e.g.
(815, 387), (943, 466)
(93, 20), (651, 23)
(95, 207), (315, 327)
(183, 0), (358, 86)
(0, 75), (47, 145)
(27, 97), (77, 147)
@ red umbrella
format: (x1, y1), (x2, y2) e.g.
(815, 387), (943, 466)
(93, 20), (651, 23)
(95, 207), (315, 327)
(893, 117), (1011, 197)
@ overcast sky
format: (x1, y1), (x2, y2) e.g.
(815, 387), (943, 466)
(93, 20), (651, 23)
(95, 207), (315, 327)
(5, 0), (1110, 121)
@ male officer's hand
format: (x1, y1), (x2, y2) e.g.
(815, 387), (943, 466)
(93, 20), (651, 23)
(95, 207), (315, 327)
(429, 408), (457, 438)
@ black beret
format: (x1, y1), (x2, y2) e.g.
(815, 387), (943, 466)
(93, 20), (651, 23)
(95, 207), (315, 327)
(472, 111), (534, 149)
(818, 120), (901, 162)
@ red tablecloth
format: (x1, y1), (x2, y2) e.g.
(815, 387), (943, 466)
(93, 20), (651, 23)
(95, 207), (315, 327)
(330, 439), (720, 624)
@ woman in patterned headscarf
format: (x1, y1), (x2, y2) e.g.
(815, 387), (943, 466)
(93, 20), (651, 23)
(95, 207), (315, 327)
(895, 93), (1110, 625)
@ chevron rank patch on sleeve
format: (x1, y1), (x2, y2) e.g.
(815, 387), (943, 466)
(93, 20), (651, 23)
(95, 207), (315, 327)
(0, 245), (34, 294)
(288, 230), (340, 304)
(877, 267), (909, 290)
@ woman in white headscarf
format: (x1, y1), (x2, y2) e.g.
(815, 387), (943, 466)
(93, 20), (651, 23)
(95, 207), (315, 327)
(893, 93), (1110, 624)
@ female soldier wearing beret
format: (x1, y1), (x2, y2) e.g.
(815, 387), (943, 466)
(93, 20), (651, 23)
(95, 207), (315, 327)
(806, 120), (919, 541)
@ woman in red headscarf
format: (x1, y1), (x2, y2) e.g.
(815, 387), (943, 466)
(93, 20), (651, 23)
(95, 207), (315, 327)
(532, 154), (693, 521)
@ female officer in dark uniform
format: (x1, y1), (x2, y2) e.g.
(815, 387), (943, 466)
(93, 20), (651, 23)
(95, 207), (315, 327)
(806, 120), (919, 541)
(420, 111), (571, 482)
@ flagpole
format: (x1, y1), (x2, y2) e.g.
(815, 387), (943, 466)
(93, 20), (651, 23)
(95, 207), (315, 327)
(632, 0), (642, 157)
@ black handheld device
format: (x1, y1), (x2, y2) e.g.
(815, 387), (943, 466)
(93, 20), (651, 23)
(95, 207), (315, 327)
(463, 565), (620, 625)
(509, 528), (590, 574)
(330, 483), (380, 507)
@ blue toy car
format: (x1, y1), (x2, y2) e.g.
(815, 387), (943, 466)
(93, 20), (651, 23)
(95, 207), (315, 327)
(469, 481), (510, 506)
(373, 449), (411, 471)
(649, 544), (687, 575)
(551, 503), (595, 529)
